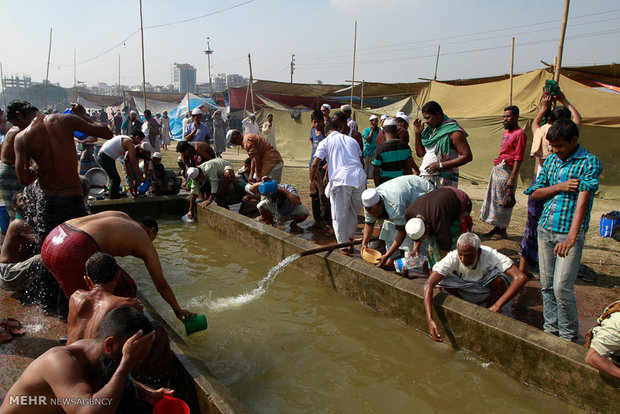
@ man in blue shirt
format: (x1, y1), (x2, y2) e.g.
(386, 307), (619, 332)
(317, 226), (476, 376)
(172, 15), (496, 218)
(184, 108), (210, 143)
(361, 115), (379, 179)
(524, 118), (602, 342)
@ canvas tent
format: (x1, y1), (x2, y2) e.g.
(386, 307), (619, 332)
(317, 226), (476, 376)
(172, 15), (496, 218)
(248, 68), (620, 199)
(168, 93), (227, 139)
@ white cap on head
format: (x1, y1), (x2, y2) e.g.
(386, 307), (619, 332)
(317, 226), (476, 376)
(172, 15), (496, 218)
(383, 117), (397, 127)
(341, 104), (352, 112)
(361, 188), (381, 208)
(152, 152), (162, 159)
(130, 110), (137, 115)
(396, 111), (406, 117)
(250, 112), (256, 117)
(321, 104), (331, 111)
(187, 167), (200, 180)
(369, 115), (378, 121)
(191, 108), (203, 116)
(140, 141), (152, 152)
(405, 218), (426, 240)
(396, 114), (410, 125)
(380, 114), (388, 120)
(226, 129), (236, 142)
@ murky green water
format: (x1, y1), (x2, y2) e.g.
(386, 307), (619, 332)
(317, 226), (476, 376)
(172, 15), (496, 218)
(119, 220), (581, 413)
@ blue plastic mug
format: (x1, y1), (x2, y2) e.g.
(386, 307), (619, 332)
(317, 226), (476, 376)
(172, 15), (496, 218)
(258, 179), (278, 195)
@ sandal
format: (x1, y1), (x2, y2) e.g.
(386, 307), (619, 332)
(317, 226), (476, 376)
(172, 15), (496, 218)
(1, 318), (25, 336)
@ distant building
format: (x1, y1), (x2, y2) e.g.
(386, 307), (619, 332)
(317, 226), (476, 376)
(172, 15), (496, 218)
(227, 74), (248, 88)
(172, 63), (197, 93)
(3, 75), (32, 89)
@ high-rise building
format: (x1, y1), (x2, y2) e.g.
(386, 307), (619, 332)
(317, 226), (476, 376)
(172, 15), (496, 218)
(172, 63), (197, 93)
(3, 75), (32, 89)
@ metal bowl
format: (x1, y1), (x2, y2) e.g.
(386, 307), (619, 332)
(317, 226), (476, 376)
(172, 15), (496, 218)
(85, 167), (109, 195)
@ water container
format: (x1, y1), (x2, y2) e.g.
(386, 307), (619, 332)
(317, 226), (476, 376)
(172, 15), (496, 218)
(394, 254), (426, 273)
(62, 109), (88, 139)
(138, 180), (151, 195)
(258, 179), (278, 195)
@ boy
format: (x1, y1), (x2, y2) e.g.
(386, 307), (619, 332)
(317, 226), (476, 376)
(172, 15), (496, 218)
(524, 118), (602, 342)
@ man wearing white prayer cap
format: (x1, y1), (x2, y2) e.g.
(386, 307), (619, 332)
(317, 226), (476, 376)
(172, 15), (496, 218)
(241, 112), (260, 135)
(340, 104), (358, 132)
(321, 103), (332, 125)
(184, 107), (211, 143)
(360, 175), (434, 268)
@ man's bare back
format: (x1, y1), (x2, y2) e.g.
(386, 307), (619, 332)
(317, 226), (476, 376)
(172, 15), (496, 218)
(14, 105), (112, 196)
(67, 289), (142, 345)
(0, 218), (37, 264)
(1, 126), (20, 165)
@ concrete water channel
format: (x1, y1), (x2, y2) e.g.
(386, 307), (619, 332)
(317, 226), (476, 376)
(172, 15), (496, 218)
(90, 196), (619, 413)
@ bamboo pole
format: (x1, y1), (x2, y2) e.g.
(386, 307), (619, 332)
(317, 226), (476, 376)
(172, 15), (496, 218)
(554, 0), (570, 82)
(139, 0), (147, 111)
(361, 80), (364, 110)
(248, 54), (255, 113)
(350, 21), (357, 107)
(509, 37), (515, 105)
(43, 28), (52, 109)
(433, 45), (440, 81)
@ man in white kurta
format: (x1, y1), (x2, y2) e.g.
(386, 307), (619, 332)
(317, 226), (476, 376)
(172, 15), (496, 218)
(310, 125), (366, 246)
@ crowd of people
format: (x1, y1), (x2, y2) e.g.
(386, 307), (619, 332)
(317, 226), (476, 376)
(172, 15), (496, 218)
(0, 85), (616, 412)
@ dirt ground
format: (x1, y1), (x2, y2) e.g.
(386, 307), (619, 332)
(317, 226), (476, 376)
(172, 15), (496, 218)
(156, 145), (619, 337)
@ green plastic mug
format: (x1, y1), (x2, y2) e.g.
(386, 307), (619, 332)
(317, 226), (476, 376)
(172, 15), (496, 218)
(184, 314), (207, 335)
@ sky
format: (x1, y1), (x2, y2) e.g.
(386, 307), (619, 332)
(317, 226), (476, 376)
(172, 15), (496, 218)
(1, 0), (619, 89)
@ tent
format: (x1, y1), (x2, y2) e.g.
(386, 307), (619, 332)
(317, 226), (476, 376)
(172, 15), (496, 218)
(168, 93), (227, 139)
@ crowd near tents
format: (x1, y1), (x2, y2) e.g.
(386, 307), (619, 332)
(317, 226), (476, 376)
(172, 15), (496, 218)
(73, 64), (620, 199)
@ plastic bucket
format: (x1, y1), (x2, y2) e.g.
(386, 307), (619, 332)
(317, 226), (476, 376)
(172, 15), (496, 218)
(0, 206), (9, 235)
(152, 395), (190, 414)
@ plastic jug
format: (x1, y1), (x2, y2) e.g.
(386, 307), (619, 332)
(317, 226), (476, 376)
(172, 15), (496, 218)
(394, 254), (426, 273)
(138, 180), (151, 195)
(184, 314), (207, 335)
(258, 178), (278, 195)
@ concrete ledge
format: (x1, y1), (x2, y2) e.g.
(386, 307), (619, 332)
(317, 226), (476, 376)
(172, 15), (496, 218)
(89, 195), (187, 217)
(195, 204), (620, 413)
(139, 292), (249, 414)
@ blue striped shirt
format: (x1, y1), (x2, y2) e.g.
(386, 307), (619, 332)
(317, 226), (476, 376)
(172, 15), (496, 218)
(524, 144), (601, 233)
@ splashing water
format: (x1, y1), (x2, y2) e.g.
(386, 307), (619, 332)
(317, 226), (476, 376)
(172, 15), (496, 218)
(207, 253), (300, 312)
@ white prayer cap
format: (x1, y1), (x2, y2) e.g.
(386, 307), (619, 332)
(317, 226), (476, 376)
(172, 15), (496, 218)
(226, 129), (235, 142)
(369, 115), (378, 121)
(406, 218), (426, 240)
(250, 112), (256, 117)
(361, 188), (381, 208)
(321, 104), (331, 111)
(383, 117), (397, 127)
(396, 111), (406, 117)
(187, 167), (200, 180)
(130, 110), (137, 115)
(152, 152), (162, 159)
(191, 108), (203, 116)
(140, 141), (152, 152)
(224, 165), (234, 172)
(341, 104), (352, 112)
(396, 114), (410, 125)
(380, 114), (388, 120)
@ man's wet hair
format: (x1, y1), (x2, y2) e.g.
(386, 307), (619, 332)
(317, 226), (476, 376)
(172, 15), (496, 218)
(244, 157), (251, 165)
(153, 163), (165, 173)
(130, 129), (145, 138)
(97, 307), (153, 342)
(310, 109), (323, 122)
(421, 101), (443, 116)
(6, 100), (38, 121)
(332, 110), (347, 123)
(176, 141), (192, 153)
(324, 122), (339, 134)
(11, 192), (23, 216)
(549, 106), (571, 123)
(86, 252), (119, 284)
(504, 105), (519, 117)
(143, 109), (152, 117)
(547, 118), (578, 143)
(137, 216), (158, 233)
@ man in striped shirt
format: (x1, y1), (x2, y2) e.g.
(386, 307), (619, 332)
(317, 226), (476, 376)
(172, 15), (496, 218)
(524, 118), (602, 342)
(371, 118), (418, 186)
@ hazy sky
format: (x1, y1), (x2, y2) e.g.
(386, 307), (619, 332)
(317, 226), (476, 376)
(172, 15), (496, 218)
(1, 0), (619, 89)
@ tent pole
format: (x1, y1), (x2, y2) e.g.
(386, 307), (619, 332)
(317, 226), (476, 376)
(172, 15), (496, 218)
(186, 67), (190, 114)
(433, 45), (440, 81)
(43, 27), (52, 109)
(139, 0), (147, 112)
(554, 0), (570, 82)
(361, 80), (364, 110)
(248, 53), (255, 113)
(350, 20), (357, 107)
(509, 37), (515, 105)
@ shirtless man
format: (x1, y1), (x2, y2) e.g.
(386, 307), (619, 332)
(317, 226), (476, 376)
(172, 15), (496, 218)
(0, 192), (41, 294)
(176, 140), (215, 169)
(41, 211), (193, 321)
(67, 253), (173, 384)
(9, 100), (113, 237)
(0, 307), (172, 414)
(0, 109), (30, 219)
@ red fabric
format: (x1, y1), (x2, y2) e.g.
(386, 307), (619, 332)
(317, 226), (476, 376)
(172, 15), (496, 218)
(494, 128), (527, 169)
(41, 224), (136, 299)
